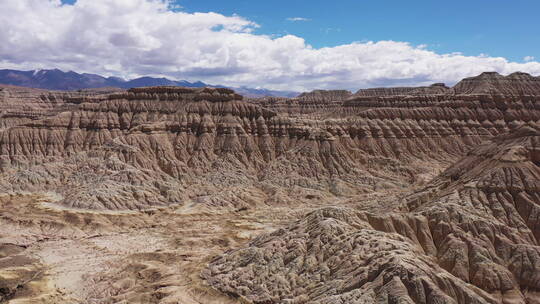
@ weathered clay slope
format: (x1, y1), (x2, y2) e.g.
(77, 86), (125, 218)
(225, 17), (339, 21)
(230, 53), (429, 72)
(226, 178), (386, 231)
(1, 73), (540, 303)
(2, 77), (540, 210)
(252, 73), (540, 163)
(262, 89), (540, 162)
(203, 125), (540, 304)
(453, 72), (540, 96)
(338, 73), (540, 160)
(0, 87), (392, 210)
(414, 123), (540, 240)
(253, 72), (540, 124)
(297, 90), (352, 102)
(354, 82), (450, 97)
(340, 92), (540, 161)
(0, 85), (111, 130)
(0, 86), (364, 176)
(249, 90), (351, 116)
(0, 87), (267, 158)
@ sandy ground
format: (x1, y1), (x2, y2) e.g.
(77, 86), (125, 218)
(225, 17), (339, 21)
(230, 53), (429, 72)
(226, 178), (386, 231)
(0, 192), (315, 303)
(0, 175), (417, 304)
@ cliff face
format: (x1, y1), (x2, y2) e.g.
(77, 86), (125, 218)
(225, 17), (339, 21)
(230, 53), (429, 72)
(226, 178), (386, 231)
(0, 87), (268, 157)
(203, 124), (540, 304)
(0, 85), (112, 130)
(296, 90), (352, 102)
(453, 72), (540, 95)
(202, 73), (540, 303)
(1, 73), (540, 211)
(0, 87), (378, 210)
(354, 82), (451, 97)
(249, 90), (351, 116)
(258, 72), (540, 115)
(252, 72), (540, 162)
(1, 72), (540, 303)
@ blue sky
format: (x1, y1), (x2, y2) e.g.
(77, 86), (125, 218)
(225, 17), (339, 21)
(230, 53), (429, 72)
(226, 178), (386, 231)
(166, 0), (539, 62)
(59, 0), (539, 62)
(3, 0), (540, 91)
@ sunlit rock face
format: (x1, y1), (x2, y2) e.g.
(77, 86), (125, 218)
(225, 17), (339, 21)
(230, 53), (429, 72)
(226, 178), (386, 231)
(1, 72), (540, 303)
(1, 73), (540, 211)
(204, 124), (540, 304)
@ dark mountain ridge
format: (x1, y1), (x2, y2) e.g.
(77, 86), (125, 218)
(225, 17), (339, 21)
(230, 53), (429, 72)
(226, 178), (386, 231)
(0, 68), (297, 98)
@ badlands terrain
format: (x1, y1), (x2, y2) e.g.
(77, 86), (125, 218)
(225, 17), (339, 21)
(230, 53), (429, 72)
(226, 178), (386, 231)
(0, 71), (539, 303)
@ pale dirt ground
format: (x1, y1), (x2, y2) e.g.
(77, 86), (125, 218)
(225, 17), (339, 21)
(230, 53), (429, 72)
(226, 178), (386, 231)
(0, 172), (428, 304)
(0, 192), (333, 303)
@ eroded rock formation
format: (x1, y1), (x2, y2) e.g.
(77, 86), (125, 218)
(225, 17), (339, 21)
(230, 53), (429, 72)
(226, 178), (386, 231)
(249, 90), (351, 116)
(453, 72), (540, 95)
(203, 124), (540, 304)
(1, 73), (540, 211)
(1, 71), (540, 303)
(354, 82), (450, 97)
(0, 85), (112, 130)
(0, 87), (384, 210)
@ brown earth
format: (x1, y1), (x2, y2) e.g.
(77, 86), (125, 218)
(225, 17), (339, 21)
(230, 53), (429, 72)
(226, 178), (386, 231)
(204, 124), (540, 303)
(0, 71), (539, 303)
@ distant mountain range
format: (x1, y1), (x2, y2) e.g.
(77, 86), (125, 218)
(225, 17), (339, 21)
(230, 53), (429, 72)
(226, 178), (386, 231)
(0, 69), (298, 98)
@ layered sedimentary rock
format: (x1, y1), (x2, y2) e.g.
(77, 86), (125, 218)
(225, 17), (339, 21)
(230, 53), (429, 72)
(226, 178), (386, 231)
(1, 87), (264, 158)
(297, 90), (352, 102)
(0, 85), (113, 130)
(250, 90), (351, 116)
(337, 73), (540, 161)
(340, 94), (540, 157)
(253, 74), (540, 163)
(1, 71), (540, 303)
(1, 72), (540, 211)
(0, 87), (383, 210)
(453, 72), (540, 95)
(203, 124), (540, 304)
(354, 82), (450, 97)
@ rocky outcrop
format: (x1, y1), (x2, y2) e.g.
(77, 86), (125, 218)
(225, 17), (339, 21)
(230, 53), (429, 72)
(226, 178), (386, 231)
(339, 81), (540, 161)
(453, 72), (540, 96)
(204, 207), (500, 304)
(2, 73), (540, 210)
(415, 123), (540, 239)
(2, 72), (540, 302)
(354, 82), (450, 97)
(354, 72), (540, 98)
(249, 90), (351, 116)
(0, 85), (111, 130)
(0, 87), (383, 210)
(296, 90), (352, 102)
(0, 87), (265, 157)
(203, 124), (540, 304)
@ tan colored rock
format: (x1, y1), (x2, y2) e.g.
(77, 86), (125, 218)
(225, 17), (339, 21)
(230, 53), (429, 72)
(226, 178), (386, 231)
(204, 125), (540, 304)
(1, 73), (540, 303)
(354, 82), (450, 97)
(453, 72), (540, 95)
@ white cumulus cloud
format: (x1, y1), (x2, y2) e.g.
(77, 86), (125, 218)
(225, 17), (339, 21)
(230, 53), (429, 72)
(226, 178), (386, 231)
(0, 0), (539, 91)
(524, 56), (535, 62)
